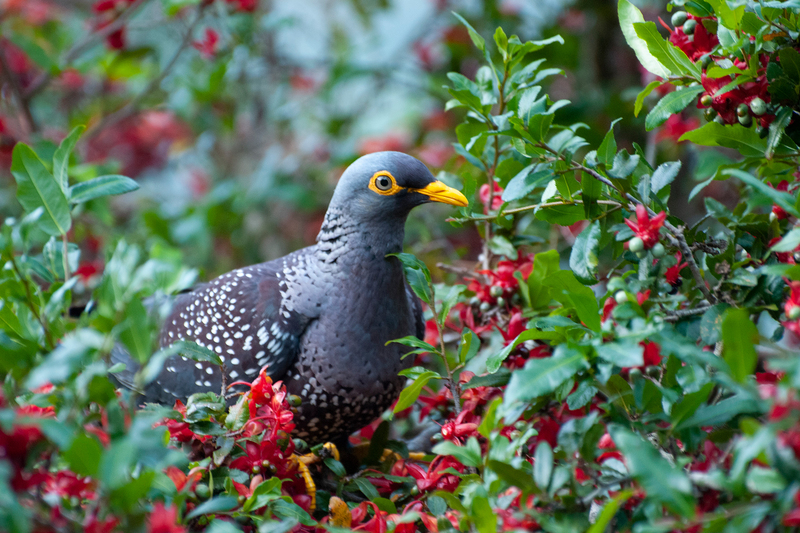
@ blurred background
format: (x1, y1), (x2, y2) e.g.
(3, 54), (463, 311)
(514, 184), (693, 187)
(1, 0), (711, 286)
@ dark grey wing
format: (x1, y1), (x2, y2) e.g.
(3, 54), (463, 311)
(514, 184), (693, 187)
(134, 249), (316, 405)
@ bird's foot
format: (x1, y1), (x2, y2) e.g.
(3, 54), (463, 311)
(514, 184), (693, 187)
(291, 442), (340, 511)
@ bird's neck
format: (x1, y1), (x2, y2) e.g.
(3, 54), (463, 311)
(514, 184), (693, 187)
(316, 207), (407, 266)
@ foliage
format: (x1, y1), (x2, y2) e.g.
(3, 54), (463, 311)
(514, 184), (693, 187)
(3, 0), (800, 532)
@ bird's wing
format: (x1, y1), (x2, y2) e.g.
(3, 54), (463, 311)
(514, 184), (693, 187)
(134, 248), (317, 405)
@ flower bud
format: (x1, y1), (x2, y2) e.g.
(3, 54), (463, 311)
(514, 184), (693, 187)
(288, 394), (302, 407)
(700, 94), (713, 107)
(749, 97), (767, 116)
(479, 302), (491, 313)
(628, 368), (643, 382)
(629, 236), (645, 253)
(195, 484), (210, 498)
(651, 242), (666, 258)
(671, 11), (688, 27)
(607, 277), (625, 292)
(770, 212), (778, 223)
(489, 285), (503, 298)
(704, 107), (717, 121)
(495, 296), (505, 307)
(738, 113), (752, 127)
(614, 291), (629, 304)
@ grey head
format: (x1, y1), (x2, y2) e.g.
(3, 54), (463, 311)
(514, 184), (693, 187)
(327, 151), (468, 226)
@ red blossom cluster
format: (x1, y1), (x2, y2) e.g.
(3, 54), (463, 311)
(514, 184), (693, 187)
(625, 205), (666, 249)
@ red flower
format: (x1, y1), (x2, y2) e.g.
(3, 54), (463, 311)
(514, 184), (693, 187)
(158, 400), (210, 443)
(497, 310), (526, 344)
(656, 113), (700, 143)
(148, 502), (185, 533)
(665, 253), (688, 286)
(625, 205), (666, 248)
(668, 16), (719, 61)
(406, 455), (465, 493)
(45, 471), (95, 500)
(440, 409), (480, 443)
(641, 341), (662, 367)
(783, 281), (800, 337)
(697, 68), (770, 126)
(771, 181), (792, 220)
(479, 182), (504, 212)
(193, 28), (219, 60)
(164, 466), (202, 492)
(84, 514), (120, 533)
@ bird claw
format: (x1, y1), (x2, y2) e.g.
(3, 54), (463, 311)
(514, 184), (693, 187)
(291, 442), (340, 511)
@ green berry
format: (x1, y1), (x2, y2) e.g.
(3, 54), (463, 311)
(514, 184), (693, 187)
(749, 97), (767, 116)
(713, 114), (726, 125)
(770, 212), (779, 223)
(489, 285), (503, 298)
(495, 296), (506, 307)
(469, 296), (480, 307)
(651, 242), (666, 258)
(288, 394), (302, 407)
(701, 54), (714, 69)
(789, 307), (800, 320)
(756, 125), (768, 138)
(607, 276), (625, 292)
(683, 19), (697, 35)
(195, 484), (210, 498)
(646, 366), (661, 378)
(628, 368), (643, 381)
(479, 301), (491, 313)
(736, 103), (749, 118)
(671, 11), (688, 27)
(614, 291), (629, 304)
(794, 252), (800, 263)
(738, 113), (752, 127)
(700, 94), (713, 107)
(704, 107), (717, 121)
(629, 236), (645, 253)
(635, 249), (648, 259)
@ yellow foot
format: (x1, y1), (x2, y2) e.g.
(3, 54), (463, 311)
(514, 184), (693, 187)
(380, 448), (429, 462)
(291, 442), (340, 511)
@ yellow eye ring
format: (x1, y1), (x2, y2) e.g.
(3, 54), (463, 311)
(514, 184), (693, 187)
(368, 171), (403, 196)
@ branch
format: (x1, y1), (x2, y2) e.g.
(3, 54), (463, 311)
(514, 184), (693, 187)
(663, 304), (712, 322)
(0, 47), (37, 133)
(447, 200), (621, 223)
(84, 4), (205, 139)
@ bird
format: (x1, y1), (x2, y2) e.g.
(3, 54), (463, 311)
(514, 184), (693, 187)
(113, 151), (467, 445)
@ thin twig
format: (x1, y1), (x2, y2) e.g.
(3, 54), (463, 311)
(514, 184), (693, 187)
(0, 48), (37, 133)
(84, 4), (205, 139)
(662, 304), (712, 322)
(435, 262), (481, 280)
(447, 200), (622, 223)
(480, 69), (509, 270)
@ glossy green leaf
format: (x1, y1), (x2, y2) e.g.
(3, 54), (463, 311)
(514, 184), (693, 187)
(505, 345), (588, 404)
(725, 169), (800, 219)
(569, 221), (601, 285)
(721, 308), (757, 383)
(618, 0), (670, 78)
(393, 370), (440, 413)
(53, 126), (84, 193)
(645, 85), (704, 130)
(11, 143), (71, 236)
(70, 175), (139, 204)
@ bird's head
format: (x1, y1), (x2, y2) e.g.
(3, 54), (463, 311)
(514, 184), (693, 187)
(329, 152), (468, 224)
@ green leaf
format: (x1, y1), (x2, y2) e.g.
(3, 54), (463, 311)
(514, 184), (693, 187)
(487, 459), (538, 494)
(705, 0), (744, 29)
(635, 81), (662, 117)
(533, 441), (553, 490)
(174, 339), (224, 366)
(458, 328), (479, 365)
(70, 175), (139, 204)
(119, 298), (151, 364)
(186, 496), (239, 519)
(543, 270), (601, 332)
(504, 345), (589, 404)
(11, 143), (71, 236)
(471, 495), (497, 533)
(243, 477), (283, 511)
(721, 308), (757, 383)
(766, 106), (793, 159)
(25, 329), (104, 388)
(745, 467), (787, 494)
(608, 151), (640, 180)
(271, 499), (315, 526)
(587, 490), (635, 533)
(597, 119), (621, 166)
(618, 0), (670, 78)
(501, 166), (554, 202)
(645, 86), (704, 130)
(566, 380), (598, 410)
(63, 434), (103, 477)
(770, 228), (800, 252)
(390, 253), (433, 305)
(725, 169), (800, 219)
(433, 437), (482, 467)
(671, 382), (714, 430)
(452, 12), (485, 52)
(651, 161), (681, 195)
(393, 370), (440, 413)
(679, 122), (766, 157)
(595, 339), (644, 367)
(353, 477), (380, 500)
(486, 329), (558, 373)
(610, 426), (694, 517)
(53, 126), (84, 193)
(493, 27), (508, 59)
(569, 221), (601, 285)
(634, 21), (701, 79)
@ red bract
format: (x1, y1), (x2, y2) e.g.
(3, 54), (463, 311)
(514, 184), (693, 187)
(193, 28), (219, 60)
(625, 205), (666, 248)
(440, 408), (480, 443)
(668, 16), (718, 61)
(665, 253), (688, 286)
(45, 471), (95, 500)
(352, 502), (388, 533)
(164, 466), (202, 492)
(237, 368), (295, 440)
(406, 455), (464, 493)
(148, 502), (185, 533)
(479, 182), (504, 212)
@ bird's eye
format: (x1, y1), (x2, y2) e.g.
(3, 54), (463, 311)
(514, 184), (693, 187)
(369, 171), (399, 195)
(375, 176), (392, 191)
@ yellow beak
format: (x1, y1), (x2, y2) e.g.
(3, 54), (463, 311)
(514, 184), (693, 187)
(412, 181), (469, 207)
